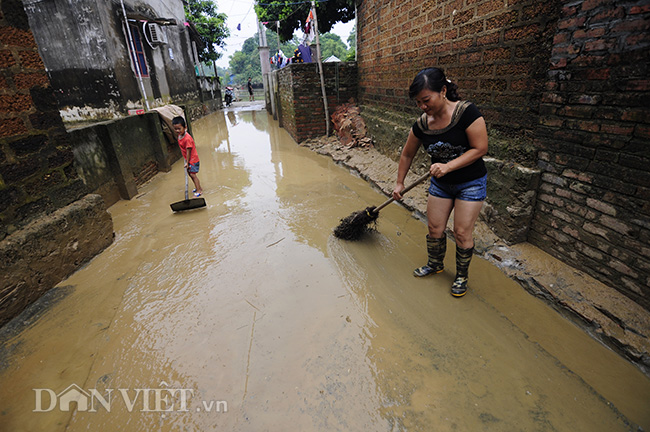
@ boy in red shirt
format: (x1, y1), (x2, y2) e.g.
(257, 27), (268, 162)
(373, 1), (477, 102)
(172, 116), (203, 197)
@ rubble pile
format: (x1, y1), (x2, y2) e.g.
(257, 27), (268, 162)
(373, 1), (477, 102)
(331, 100), (373, 148)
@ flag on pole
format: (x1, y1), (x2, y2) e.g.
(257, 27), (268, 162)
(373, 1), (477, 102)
(304, 10), (315, 42)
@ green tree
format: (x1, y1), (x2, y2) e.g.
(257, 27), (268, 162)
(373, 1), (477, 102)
(345, 24), (356, 61)
(216, 65), (231, 85)
(255, 0), (355, 42)
(319, 33), (347, 60)
(228, 30), (300, 85)
(347, 23), (356, 48)
(230, 44), (262, 85)
(183, 0), (229, 63)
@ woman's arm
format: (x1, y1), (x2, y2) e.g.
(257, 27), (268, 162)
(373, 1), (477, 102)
(393, 129), (421, 199)
(429, 117), (488, 178)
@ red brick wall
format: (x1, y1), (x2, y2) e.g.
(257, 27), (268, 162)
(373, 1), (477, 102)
(276, 62), (358, 143)
(531, 0), (650, 309)
(0, 0), (87, 240)
(357, 0), (561, 135)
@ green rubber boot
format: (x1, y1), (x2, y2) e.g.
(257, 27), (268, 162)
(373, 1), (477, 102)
(451, 246), (474, 297)
(413, 235), (446, 277)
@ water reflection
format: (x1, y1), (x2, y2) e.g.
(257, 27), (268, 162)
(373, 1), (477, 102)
(226, 110), (238, 127)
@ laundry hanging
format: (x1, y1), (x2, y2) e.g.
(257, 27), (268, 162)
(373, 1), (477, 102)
(304, 10), (315, 43)
(271, 50), (290, 69)
(292, 47), (303, 63)
(297, 43), (312, 63)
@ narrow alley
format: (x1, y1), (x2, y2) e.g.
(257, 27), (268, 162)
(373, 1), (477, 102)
(1, 108), (648, 431)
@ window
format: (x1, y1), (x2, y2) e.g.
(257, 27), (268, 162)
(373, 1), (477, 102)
(129, 24), (149, 77)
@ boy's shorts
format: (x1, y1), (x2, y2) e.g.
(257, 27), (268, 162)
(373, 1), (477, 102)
(428, 174), (487, 201)
(188, 161), (200, 173)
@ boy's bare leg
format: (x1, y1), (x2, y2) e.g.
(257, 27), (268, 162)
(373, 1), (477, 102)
(189, 172), (202, 194)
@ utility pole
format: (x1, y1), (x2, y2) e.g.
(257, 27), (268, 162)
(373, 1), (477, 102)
(355, 2), (358, 61)
(257, 17), (271, 110)
(311, 0), (330, 136)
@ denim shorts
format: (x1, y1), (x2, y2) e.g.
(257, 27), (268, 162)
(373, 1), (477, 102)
(188, 161), (200, 173)
(428, 174), (487, 201)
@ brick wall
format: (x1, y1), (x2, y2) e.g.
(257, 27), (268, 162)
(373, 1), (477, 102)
(357, 0), (561, 140)
(276, 62), (358, 143)
(0, 0), (87, 240)
(530, 0), (650, 309)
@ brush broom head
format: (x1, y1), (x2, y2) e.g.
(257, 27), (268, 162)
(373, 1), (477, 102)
(333, 206), (379, 240)
(170, 197), (206, 212)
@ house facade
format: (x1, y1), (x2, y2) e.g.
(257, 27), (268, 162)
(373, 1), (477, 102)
(22, 0), (200, 122)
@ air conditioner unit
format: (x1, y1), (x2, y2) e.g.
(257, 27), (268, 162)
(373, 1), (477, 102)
(147, 23), (167, 44)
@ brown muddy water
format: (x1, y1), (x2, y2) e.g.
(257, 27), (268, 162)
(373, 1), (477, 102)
(1, 108), (649, 431)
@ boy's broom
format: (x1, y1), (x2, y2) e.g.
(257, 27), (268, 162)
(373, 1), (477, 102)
(334, 172), (430, 240)
(170, 167), (206, 212)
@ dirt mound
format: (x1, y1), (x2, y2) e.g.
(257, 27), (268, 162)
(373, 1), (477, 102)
(331, 100), (373, 148)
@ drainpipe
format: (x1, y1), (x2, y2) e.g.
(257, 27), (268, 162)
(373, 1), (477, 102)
(120, 0), (150, 110)
(311, 0), (330, 136)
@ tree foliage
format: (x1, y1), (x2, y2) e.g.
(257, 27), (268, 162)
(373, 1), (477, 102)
(255, 0), (355, 42)
(216, 65), (230, 85)
(228, 29), (353, 84)
(347, 23), (356, 49)
(345, 23), (356, 61)
(183, 0), (230, 63)
(318, 33), (347, 60)
(228, 30), (300, 85)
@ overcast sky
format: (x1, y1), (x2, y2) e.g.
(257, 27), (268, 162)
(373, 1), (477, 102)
(214, 0), (355, 68)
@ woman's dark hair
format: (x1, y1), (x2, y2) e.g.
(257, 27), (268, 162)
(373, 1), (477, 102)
(172, 116), (186, 127)
(408, 67), (460, 101)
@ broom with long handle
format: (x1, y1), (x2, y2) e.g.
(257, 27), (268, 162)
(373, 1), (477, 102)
(334, 172), (430, 240)
(170, 163), (206, 212)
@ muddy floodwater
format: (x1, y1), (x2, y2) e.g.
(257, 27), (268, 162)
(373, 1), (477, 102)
(1, 108), (649, 431)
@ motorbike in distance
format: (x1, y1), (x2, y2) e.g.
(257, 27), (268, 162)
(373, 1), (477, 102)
(224, 87), (234, 107)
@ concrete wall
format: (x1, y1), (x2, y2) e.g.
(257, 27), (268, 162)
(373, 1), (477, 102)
(0, 0), (114, 327)
(22, 0), (199, 121)
(188, 76), (223, 120)
(70, 125), (121, 206)
(69, 112), (179, 205)
(276, 62), (358, 143)
(356, 0), (650, 310)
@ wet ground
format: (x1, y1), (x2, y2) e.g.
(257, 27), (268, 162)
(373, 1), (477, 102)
(1, 107), (649, 431)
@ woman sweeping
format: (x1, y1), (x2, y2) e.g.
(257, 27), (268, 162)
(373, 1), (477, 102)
(392, 67), (488, 298)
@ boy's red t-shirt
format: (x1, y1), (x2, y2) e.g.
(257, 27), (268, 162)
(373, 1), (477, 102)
(177, 133), (200, 164)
